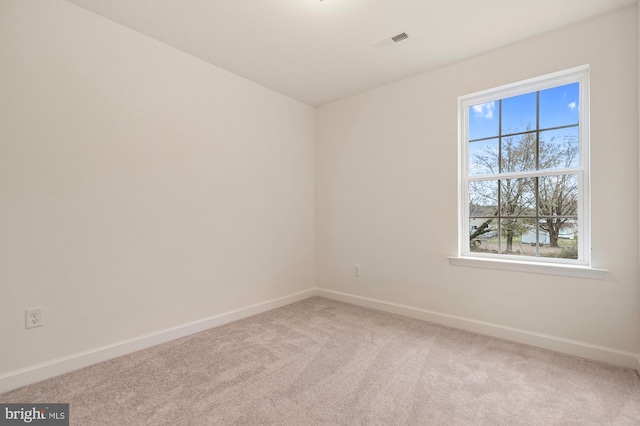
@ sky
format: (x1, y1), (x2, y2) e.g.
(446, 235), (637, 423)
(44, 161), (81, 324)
(469, 82), (579, 141)
(468, 82), (580, 175)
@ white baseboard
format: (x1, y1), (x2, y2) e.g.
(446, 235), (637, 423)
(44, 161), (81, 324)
(3, 287), (638, 395)
(317, 288), (640, 372)
(0, 288), (317, 394)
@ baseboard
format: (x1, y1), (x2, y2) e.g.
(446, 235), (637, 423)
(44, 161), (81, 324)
(0, 288), (317, 394)
(3, 287), (637, 395)
(317, 288), (640, 372)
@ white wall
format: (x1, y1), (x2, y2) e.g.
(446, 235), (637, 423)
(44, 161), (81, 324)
(0, 0), (315, 374)
(317, 7), (640, 356)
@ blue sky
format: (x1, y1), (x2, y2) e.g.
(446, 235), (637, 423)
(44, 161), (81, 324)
(469, 82), (579, 141)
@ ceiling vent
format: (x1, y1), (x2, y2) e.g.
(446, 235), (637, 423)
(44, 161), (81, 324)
(373, 32), (409, 50)
(391, 32), (409, 43)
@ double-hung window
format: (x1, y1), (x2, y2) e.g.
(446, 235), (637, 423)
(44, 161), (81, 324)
(458, 66), (591, 267)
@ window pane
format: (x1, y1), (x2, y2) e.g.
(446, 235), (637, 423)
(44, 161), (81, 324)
(469, 138), (498, 175)
(469, 218), (498, 253)
(539, 127), (579, 169)
(538, 174), (578, 217)
(538, 217), (579, 259)
(469, 180), (498, 217)
(469, 101), (499, 140)
(499, 218), (537, 256)
(501, 92), (536, 135)
(500, 132), (537, 173)
(539, 82), (579, 129)
(499, 178), (535, 216)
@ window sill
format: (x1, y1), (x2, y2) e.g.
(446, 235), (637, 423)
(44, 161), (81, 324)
(447, 256), (607, 279)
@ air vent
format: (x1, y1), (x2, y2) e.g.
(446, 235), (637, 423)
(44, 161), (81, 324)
(391, 32), (409, 43)
(372, 32), (409, 50)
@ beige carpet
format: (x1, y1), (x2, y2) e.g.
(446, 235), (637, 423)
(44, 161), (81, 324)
(2, 296), (640, 425)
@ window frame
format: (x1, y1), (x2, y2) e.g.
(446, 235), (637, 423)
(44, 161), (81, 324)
(456, 65), (595, 272)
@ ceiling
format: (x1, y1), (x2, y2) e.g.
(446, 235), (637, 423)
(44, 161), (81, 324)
(65, 0), (636, 107)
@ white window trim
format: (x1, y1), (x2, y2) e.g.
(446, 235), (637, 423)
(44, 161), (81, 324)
(452, 65), (607, 278)
(447, 256), (607, 279)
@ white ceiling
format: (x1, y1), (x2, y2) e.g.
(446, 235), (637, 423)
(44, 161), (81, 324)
(65, 0), (636, 107)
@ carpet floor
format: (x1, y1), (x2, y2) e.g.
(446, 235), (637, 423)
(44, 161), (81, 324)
(2, 296), (640, 425)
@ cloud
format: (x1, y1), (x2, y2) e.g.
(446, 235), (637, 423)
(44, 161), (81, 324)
(472, 102), (495, 119)
(568, 101), (577, 110)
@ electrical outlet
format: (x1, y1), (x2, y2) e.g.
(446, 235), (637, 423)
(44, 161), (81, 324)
(353, 265), (360, 277)
(25, 307), (43, 329)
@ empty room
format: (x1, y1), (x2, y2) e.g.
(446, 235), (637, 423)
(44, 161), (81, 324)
(1, 0), (640, 424)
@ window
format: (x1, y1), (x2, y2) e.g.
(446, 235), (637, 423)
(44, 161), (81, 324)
(458, 66), (590, 267)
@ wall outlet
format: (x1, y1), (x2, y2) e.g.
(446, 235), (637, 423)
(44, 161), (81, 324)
(25, 307), (43, 329)
(353, 265), (360, 277)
